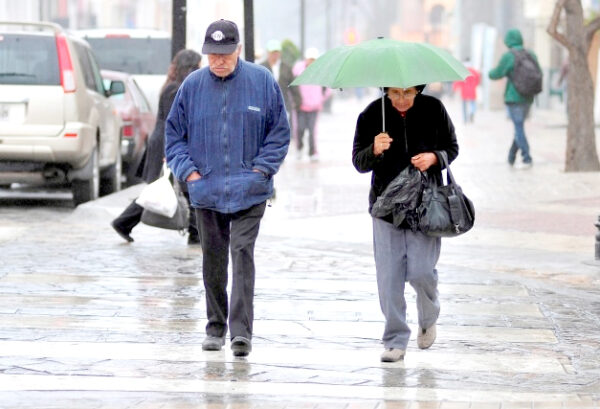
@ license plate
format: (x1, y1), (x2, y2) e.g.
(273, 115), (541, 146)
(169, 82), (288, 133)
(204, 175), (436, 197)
(0, 103), (25, 123)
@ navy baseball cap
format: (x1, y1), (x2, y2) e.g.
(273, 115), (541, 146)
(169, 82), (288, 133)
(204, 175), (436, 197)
(202, 19), (240, 55)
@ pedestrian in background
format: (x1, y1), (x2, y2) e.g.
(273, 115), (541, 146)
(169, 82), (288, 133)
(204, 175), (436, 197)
(293, 47), (331, 162)
(453, 60), (480, 124)
(489, 28), (539, 169)
(165, 19), (290, 357)
(260, 39), (301, 120)
(352, 85), (459, 362)
(111, 49), (202, 243)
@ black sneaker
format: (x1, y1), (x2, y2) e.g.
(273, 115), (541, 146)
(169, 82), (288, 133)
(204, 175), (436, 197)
(231, 336), (252, 357)
(202, 336), (225, 351)
(187, 234), (201, 246)
(111, 221), (133, 242)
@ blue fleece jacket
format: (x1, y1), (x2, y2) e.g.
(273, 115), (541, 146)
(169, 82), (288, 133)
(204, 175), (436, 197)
(165, 58), (290, 214)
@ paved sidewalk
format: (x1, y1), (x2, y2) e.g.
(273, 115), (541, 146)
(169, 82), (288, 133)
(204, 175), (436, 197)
(0, 93), (599, 408)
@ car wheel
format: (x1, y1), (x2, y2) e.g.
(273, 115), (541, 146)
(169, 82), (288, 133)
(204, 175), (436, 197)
(72, 147), (100, 205)
(100, 145), (122, 195)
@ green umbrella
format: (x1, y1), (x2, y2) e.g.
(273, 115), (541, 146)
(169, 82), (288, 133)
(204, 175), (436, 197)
(291, 38), (470, 131)
(291, 37), (469, 88)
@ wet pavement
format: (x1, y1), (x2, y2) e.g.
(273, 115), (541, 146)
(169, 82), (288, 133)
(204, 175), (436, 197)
(1, 93), (600, 408)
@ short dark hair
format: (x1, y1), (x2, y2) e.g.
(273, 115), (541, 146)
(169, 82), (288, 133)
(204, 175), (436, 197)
(383, 85), (426, 95)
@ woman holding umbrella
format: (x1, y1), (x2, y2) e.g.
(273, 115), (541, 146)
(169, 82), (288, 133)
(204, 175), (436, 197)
(352, 85), (459, 362)
(291, 37), (467, 362)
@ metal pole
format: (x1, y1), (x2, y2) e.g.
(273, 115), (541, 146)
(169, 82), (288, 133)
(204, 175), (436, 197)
(595, 216), (600, 260)
(171, 0), (186, 60)
(300, 0), (305, 56)
(243, 0), (255, 62)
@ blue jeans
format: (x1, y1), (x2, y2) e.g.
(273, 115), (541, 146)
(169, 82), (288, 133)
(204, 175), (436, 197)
(462, 99), (476, 123)
(506, 103), (532, 164)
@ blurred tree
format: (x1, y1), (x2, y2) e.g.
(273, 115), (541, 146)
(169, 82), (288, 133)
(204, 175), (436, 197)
(548, 0), (600, 171)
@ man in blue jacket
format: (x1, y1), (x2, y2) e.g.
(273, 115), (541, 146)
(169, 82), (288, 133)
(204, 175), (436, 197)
(165, 19), (290, 357)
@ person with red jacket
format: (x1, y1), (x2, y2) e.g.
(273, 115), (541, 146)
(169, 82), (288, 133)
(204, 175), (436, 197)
(453, 63), (480, 124)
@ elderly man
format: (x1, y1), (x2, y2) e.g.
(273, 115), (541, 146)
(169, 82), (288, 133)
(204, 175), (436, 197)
(165, 19), (290, 357)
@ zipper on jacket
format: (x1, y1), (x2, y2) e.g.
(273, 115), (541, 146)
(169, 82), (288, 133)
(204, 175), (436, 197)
(222, 80), (230, 209)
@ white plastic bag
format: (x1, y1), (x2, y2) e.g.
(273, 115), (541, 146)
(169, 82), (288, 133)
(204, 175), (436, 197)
(135, 164), (178, 217)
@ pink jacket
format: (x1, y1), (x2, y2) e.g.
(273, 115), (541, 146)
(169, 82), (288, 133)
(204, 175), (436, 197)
(293, 60), (331, 112)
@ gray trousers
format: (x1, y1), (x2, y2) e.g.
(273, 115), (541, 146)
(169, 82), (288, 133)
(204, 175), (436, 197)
(196, 202), (266, 341)
(372, 217), (441, 349)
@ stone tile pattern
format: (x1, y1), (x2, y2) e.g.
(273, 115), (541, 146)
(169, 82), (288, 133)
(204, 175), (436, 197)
(0, 97), (599, 408)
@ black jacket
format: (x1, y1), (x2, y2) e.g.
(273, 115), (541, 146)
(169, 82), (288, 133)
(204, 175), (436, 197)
(352, 93), (459, 215)
(138, 81), (180, 183)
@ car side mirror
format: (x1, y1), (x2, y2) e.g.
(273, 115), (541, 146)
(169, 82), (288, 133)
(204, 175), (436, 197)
(107, 80), (125, 97)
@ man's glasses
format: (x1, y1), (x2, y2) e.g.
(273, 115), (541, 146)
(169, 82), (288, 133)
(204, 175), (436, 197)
(387, 89), (418, 100)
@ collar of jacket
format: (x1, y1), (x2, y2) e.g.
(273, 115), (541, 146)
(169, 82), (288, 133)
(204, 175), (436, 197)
(208, 57), (243, 81)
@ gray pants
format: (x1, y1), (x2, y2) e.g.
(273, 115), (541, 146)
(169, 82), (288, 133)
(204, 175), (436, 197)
(372, 217), (441, 349)
(196, 202), (266, 341)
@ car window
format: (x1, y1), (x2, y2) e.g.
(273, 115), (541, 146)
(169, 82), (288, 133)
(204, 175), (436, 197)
(129, 78), (153, 114)
(74, 42), (105, 94)
(84, 37), (170, 75)
(86, 49), (106, 94)
(0, 34), (60, 85)
(74, 42), (97, 91)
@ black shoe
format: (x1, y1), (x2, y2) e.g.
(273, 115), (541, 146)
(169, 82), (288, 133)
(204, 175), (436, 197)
(187, 233), (201, 246)
(202, 336), (225, 351)
(111, 221), (133, 242)
(231, 336), (252, 357)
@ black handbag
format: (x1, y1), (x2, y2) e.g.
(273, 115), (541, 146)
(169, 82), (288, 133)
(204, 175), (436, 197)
(141, 183), (189, 232)
(417, 152), (474, 237)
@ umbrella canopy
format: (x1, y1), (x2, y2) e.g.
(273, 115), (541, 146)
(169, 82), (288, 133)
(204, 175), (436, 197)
(291, 38), (470, 89)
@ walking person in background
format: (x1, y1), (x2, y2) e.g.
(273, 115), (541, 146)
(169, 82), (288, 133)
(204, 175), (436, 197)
(453, 60), (480, 124)
(111, 49), (202, 244)
(165, 20), (290, 357)
(489, 28), (540, 169)
(352, 85), (459, 362)
(260, 39), (301, 120)
(293, 47), (331, 162)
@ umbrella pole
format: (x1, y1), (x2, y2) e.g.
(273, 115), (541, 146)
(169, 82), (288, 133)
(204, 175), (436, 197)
(380, 87), (385, 133)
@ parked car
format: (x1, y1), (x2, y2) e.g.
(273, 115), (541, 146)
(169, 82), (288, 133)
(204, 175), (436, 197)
(101, 69), (156, 184)
(0, 21), (124, 205)
(74, 28), (171, 115)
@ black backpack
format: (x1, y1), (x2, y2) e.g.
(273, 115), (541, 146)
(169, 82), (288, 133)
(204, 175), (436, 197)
(509, 49), (543, 97)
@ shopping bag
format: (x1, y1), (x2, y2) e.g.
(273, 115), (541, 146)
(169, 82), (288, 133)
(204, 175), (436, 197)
(141, 187), (189, 231)
(135, 163), (178, 218)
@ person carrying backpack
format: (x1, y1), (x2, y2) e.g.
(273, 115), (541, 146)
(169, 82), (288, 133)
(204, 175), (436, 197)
(489, 28), (542, 169)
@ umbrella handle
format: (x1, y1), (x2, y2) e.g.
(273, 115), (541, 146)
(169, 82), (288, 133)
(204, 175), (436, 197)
(380, 88), (385, 133)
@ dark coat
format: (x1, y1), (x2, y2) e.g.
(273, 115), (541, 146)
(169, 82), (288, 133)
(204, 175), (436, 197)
(352, 93), (459, 221)
(138, 81), (180, 183)
(260, 60), (301, 114)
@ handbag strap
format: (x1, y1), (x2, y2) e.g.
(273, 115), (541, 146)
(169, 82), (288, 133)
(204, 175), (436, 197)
(436, 151), (457, 187)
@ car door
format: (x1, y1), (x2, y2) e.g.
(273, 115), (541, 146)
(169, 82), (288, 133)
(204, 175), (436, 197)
(75, 43), (120, 168)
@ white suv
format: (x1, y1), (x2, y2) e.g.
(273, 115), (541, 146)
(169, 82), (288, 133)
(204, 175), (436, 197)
(0, 21), (124, 204)
(74, 28), (171, 115)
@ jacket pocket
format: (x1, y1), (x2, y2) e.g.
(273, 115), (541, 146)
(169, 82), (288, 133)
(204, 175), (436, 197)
(244, 169), (271, 197)
(187, 168), (217, 208)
